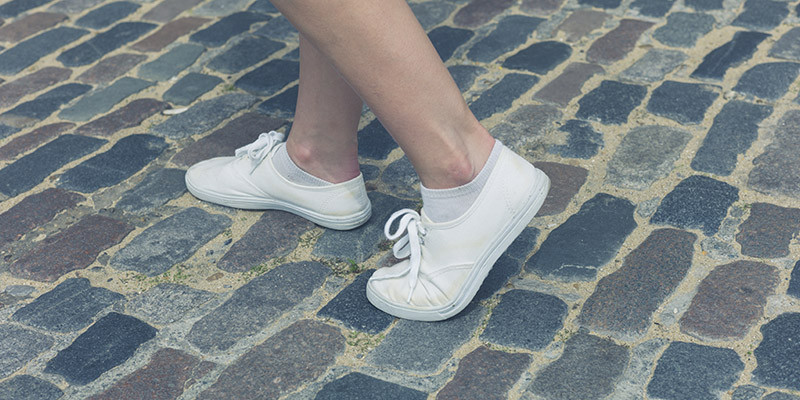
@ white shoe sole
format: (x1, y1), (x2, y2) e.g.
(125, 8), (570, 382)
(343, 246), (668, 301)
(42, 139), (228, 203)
(366, 168), (550, 321)
(185, 176), (372, 231)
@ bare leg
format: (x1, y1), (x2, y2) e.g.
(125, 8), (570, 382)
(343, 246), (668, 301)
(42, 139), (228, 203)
(270, 0), (495, 189)
(285, 35), (363, 184)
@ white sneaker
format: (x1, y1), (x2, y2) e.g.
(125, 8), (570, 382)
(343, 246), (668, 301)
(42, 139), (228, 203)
(366, 143), (549, 321)
(185, 131), (371, 230)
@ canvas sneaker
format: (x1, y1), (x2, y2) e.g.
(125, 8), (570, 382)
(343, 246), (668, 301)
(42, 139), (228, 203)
(185, 131), (371, 230)
(366, 143), (549, 321)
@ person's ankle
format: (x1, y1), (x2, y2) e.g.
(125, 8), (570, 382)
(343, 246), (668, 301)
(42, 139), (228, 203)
(285, 140), (360, 184)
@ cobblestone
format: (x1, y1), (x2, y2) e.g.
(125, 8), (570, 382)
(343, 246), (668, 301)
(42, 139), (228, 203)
(437, 346), (531, 400)
(769, 27), (800, 61)
(554, 9), (609, 42)
(75, 1), (139, 29)
(110, 207), (230, 276)
(481, 290), (567, 350)
(647, 342), (744, 399)
(132, 17), (209, 52)
(75, 53), (147, 84)
(0, 0), (54, 18)
(691, 100), (773, 175)
(653, 12), (715, 48)
(490, 104), (560, 153)
(207, 36), (284, 73)
(151, 93), (257, 139)
(605, 125), (691, 190)
(469, 73), (539, 120)
(576, 80), (647, 125)
(680, 261), (779, 341)
(733, 62), (800, 101)
(141, 0), (203, 22)
(732, 0), (789, 31)
(217, 211), (313, 272)
(526, 193), (637, 281)
(748, 110), (800, 199)
(579, 229), (696, 340)
(753, 313), (800, 391)
(316, 373), (427, 400)
(0, 188), (83, 247)
(467, 15), (543, 63)
(534, 62), (604, 106)
(1, 83), (91, 128)
(410, 1), (455, 30)
(548, 119), (603, 159)
(429, 26), (474, 61)
(0, 67), (71, 110)
(0, 375), (63, 400)
(59, 77), (153, 122)
(0, 12), (67, 43)
(235, 59), (298, 96)
(647, 81), (719, 125)
(533, 162), (587, 216)
(736, 203), (800, 258)
(630, 0), (675, 17)
(189, 11), (268, 47)
(115, 168), (187, 214)
(57, 22), (156, 67)
(45, 312), (157, 385)
(137, 43), (204, 81)
(620, 49), (686, 83)
(789, 261), (800, 299)
(126, 283), (216, 325)
(502, 41), (571, 75)
(252, 15), (296, 41)
(0, 324), (53, 379)
(74, 98), (168, 137)
(586, 19), (653, 65)
(691, 31), (770, 80)
(317, 270), (395, 334)
(651, 175), (739, 235)
(453, 0), (514, 27)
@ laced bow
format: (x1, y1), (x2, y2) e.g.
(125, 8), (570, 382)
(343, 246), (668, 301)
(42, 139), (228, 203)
(377, 209), (428, 302)
(234, 131), (285, 173)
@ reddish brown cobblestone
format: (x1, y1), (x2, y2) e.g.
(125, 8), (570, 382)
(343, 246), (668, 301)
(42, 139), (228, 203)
(555, 9), (610, 42)
(521, 0), (564, 15)
(453, 0), (515, 27)
(0, 12), (67, 43)
(87, 348), (209, 400)
(0, 188), (83, 247)
(74, 99), (169, 137)
(0, 122), (74, 160)
(0, 67), (71, 109)
(198, 320), (344, 400)
(587, 19), (654, 65)
(534, 162), (588, 216)
(736, 202), (800, 258)
(76, 53), (147, 84)
(131, 17), (210, 52)
(10, 215), (133, 282)
(534, 62), (604, 106)
(680, 261), (779, 340)
(437, 346), (531, 400)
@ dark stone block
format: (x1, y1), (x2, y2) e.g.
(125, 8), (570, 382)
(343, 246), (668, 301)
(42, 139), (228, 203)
(190, 11), (269, 47)
(248, 0), (278, 14)
(0, 188), (83, 247)
(76, 53), (146, 84)
(12, 278), (124, 332)
(472, 254), (522, 303)
(533, 162), (588, 216)
(137, 43), (204, 81)
(316, 373), (427, 400)
(0, 375), (63, 400)
(151, 93), (258, 139)
(58, 22), (156, 67)
(577, 0), (620, 9)
(586, 19), (653, 65)
(75, 98), (168, 137)
(653, 12), (715, 48)
(1, 83), (92, 128)
(75, 1), (139, 29)
(732, 385), (766, 400)
(132, 17), (210, 52)
(10, 215), (133, 282)
(0, 324), (53, 379)
(110, 207), (231, 276)
(681, 261), (779, 340)
(369, 304), (484, 374)
(0, 67), (71, 110)
(317, 270), (395, 334)
(380, 155), (417, 198)
(630, 0), (675, 17)
(620, 49), (687, 83)
(116, 168), (187, 214)
(207, 36), (284, 74)
(651, 175), (739, 235)
(770, 27), (800, 61)
(534, 62), (604, 106)
(438, 347), (530, 400)
(218, 211), (313, 272)
(449, 65), (486, 92)
(163, 73), (223, 106)
(647, 80), (719, 124)
(0, 134), (106, 198)
(453, 0), (514, 27)
(58, 134), (167, 193)
(691, 31), (770, 80)
(0, 125), (19, 140)
(529, 333), (629, 399)
(548, 119), (603, 159)
(313, 192), (414, 262)
(481, 290), (567, 350)
(648, 342), (744, 399)
(606, 125), (691, 190)
(0, 27), (87, 74)
(502, 41), (571, 74)
(685, 0), (722, 9)
(252, 15), (297, 41)
(357, 118), (397, 160)
(736, 203), (800, 258)
(788, 261), (800, 300)
(59, 77), (153, 122)
(691, 100), (772, 175)
(0, 0), (53, 18)
(734, 62), (800, 101)
(576, 80), (646, 125)
(187, 262), (329, 352)
(753, 313), (800, 391)
(45, 313), (157, 385)
(428, 26), (473, 61)
(732, 0), (789, 31)
(235, 59), (299, 96)
(748, 110), (800, 199)
(764, 392), (800, 400)
(526, 193), (637, 281)
(579, 229), (696, 341)
(467, 15), (544, 62)
(410, 1), (455, 30)
(257, 84), (297, 118)
(469, 73), (539, 120)
(142, 0), (203, 22)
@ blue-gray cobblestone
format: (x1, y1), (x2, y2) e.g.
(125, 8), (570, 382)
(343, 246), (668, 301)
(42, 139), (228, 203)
(502, 41), (571, 75)
(769, 27), (800, 61)
(448, 65), (486, 92)
(59, 77), (153, 121)
(732, 385), (766, 400)
(163, 73), (223, 106)
(0, 375), (63, 400)
(317, 270), (395, 334)
(357, 119), (397, 160)
(115, 168), (187, 214)
(470, 73), (539, 120)
(0, 27), (88, 75)
(75, 1), (139, 29)
(651, 175), (739, 235)
(467, 15), (544, 63)
(190, 11), (269, 47)
(647, 81), (719, 124)
(235, 59), (299, 96)
(12, 278), (123, 332)
(691, 31), (770, 80)
(578, 0), (621, 9)
(576, 80), (646, 125)
(411, 0), (456, 30)
(684, 0), (722, 10)
(57, 134), (168, 193)
(0, 324), (53, 379)
(126, 283), (217, 325)
(653, 12), (715, 48)
(110, 207), (231, 276)
(548, 119), (603, 159)
(258, 84), (297, 118)
(137, 43), (204, 81)
(606, 125), (691, 190)
(253, 15), (297, 41)
(58, 22), (156, 67)
(481, 290), (567, 350)
(733, 62), (800, 101)
(207, 36), (285, 74)
(428, 26), (474, 61)
(753, 313), (800, 391)
(1, 83), (91, 127)
(620, 49), (687, 83)
(0, 0), (54, 17)
(247, 0), (278, 14)
(151, 93), (258, 139)
(788, 261), (800, 299)
(630, 0), (675, 17)
(647, 342), (743, 400)
(317, 373), (427, 399)
(732, 0), (789, 31)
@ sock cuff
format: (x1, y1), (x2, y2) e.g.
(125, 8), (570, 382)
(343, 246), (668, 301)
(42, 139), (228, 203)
(420, 139), (502, 199)
(272, 144), (332, 187)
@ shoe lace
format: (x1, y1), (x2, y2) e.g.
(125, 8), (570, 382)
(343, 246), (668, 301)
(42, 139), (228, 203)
(234, 131), (285, 173)
(376, 208), (428, 302)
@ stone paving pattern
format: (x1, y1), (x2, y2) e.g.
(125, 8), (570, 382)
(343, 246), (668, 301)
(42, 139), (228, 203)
(0, 0), (799, 398)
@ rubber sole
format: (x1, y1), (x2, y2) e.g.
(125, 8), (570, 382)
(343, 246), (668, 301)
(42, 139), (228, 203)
(366, 169), (551, 321)
(185, 177), (371, 231)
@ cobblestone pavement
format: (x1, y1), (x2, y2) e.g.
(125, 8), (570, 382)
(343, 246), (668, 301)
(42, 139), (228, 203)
(1, 0), (800, 398)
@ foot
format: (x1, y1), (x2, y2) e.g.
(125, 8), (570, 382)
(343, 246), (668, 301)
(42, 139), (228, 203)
(185, 131), (371, 230)
(366, 143), (549, 321)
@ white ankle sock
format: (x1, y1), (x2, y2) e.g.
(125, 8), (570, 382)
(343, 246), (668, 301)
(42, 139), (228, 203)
(272, 144), (332, 187)
(420, 140), (502, 223)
